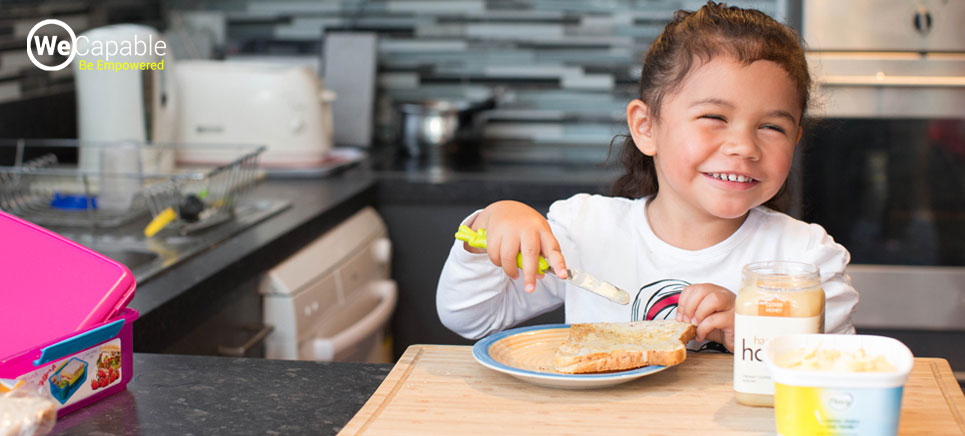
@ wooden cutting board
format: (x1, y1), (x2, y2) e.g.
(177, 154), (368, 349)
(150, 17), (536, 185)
(340, 345), (965, 435)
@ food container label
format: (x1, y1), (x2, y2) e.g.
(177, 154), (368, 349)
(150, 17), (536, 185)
(10, 338), (123, 409)
(734, 314), (822, 395)
(758, 297), (791, 316)
(774, 383), (902, 436)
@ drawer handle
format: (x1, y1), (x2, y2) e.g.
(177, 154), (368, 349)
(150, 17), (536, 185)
(217, 323), (274, 357)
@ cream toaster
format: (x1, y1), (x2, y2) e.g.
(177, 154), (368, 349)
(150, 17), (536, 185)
(171, 60), (336, 168)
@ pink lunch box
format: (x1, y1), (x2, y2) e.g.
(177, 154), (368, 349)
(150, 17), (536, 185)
(0, 210), (138, 415)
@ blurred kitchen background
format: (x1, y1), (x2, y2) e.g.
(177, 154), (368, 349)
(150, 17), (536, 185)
(0, 0), (962, 386)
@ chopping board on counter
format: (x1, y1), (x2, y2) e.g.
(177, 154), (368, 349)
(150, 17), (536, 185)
(340, 345), (965, 435)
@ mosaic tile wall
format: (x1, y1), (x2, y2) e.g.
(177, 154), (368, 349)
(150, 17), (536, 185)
(1, 0), (791, 161)
(168, 0), (789, 162)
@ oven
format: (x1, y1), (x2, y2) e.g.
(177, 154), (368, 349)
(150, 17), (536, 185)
(798, 0), (965, 386)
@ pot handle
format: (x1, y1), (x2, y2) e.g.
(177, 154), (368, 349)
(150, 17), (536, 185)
(465, 86), (505, 113)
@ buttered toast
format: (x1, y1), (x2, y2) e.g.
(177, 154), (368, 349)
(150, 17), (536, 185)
(553, 320), (696, 374)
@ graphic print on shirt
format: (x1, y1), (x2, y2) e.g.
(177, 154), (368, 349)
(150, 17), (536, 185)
(630, 279), (690, 321)
(631, 278), (731, 353)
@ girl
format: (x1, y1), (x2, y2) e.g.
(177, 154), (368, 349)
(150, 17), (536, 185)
(436, 2), (858, 352)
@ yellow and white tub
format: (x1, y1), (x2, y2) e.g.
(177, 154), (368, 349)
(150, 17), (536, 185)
(763, 334), (914, 436)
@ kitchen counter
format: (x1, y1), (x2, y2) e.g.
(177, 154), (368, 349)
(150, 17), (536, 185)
(368, 146), (620, 205)
(52, 353), (391, 435)
(48, 349), (965, 436)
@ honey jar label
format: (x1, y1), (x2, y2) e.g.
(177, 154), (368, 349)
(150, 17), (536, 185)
(758, 297), (791, 317)
(734, 314), (823, 396)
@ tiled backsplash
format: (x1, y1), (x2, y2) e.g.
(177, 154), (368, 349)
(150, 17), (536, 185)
(171, 0), (788, 162)
(2, 1), (789, 161)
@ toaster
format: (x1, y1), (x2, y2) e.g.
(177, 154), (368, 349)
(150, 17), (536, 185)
(171, 60), (335, 168)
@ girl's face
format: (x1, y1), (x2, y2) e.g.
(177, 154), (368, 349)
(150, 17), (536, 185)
(630, 56), (803, 220)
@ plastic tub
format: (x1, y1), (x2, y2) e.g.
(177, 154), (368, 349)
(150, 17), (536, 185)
(763, 334), (914, 436)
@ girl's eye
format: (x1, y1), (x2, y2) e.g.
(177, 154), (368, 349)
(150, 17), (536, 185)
(761, 124), (786, 133)
(700, 115), (725, 122)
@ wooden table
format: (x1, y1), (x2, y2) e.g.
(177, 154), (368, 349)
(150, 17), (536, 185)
(340, 345), (965, 435)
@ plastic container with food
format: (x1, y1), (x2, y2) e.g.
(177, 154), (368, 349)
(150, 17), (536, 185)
(763, 334), (914, 436)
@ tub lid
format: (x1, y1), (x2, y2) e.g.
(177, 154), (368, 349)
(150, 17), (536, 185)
(0, 211), (136, 359)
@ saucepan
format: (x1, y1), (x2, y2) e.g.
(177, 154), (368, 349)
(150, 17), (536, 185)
(396, 91), (500, 156)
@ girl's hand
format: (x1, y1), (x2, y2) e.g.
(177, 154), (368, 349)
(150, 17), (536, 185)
(676, 283), (735, 352)
(465, 200), (568, 292)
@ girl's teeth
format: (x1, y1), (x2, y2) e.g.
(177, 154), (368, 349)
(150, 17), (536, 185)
(710, 173), (753, 183)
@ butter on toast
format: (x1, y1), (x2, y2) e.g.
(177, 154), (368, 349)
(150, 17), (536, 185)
(553, 320), (696, 374)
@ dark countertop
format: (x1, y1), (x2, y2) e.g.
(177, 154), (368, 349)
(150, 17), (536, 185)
(368, 146), (620, 204)
(52, 354), (391, 436)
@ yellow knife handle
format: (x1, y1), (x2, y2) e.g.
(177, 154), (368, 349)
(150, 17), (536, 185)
(455, 225), (487, 249)
(144, 207), (177, 237)
(455, 225), (550, 274)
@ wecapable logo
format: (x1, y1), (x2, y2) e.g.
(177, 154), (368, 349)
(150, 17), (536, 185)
(27, 19), (167, 72)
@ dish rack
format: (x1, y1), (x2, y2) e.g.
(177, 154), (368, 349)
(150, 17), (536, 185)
(0, 139), (265, 235)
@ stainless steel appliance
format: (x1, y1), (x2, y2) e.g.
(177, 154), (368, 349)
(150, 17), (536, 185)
(803, 0), (965, 119)
(800, 0), (965, 385)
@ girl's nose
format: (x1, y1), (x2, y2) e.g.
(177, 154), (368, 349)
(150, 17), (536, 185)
(720, 130), (761, 161)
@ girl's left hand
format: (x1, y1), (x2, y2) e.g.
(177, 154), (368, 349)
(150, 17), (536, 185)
(675, 283), (735, 352)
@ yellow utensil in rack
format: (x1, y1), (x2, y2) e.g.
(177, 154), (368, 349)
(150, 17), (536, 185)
(454, 225), (630, 305)
(144, 208), (176, 237)
(143, 189), (209, 237)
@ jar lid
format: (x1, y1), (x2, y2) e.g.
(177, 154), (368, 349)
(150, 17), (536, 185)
(742, 261), (820, 290)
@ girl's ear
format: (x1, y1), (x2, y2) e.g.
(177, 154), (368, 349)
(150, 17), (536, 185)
(627, 99), (657, 156)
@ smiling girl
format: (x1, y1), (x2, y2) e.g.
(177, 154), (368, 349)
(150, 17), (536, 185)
(436, 2), (858, 351)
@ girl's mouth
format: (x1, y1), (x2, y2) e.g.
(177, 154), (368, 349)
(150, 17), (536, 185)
(704, 172), (758, 184)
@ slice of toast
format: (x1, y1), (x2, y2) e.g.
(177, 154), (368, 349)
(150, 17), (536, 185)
(553, 320), (696, 374)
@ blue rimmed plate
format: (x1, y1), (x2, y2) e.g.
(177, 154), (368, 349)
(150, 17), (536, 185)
(472, 323), (670, 389)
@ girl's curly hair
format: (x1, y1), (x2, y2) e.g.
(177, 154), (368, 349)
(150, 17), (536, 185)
(610, 1), (811, 212)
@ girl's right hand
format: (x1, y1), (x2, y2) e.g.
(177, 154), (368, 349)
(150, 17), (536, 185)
(465, 200), (568, 292)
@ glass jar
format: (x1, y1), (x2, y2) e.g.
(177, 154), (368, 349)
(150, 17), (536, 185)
(734, 261), (826, 407)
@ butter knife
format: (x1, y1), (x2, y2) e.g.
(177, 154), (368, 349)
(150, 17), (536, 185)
(455, 225), (630, 305)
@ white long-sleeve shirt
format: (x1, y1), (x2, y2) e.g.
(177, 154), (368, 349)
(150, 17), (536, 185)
(437, 194), (858, 341)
